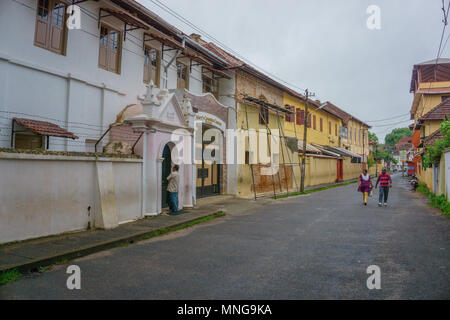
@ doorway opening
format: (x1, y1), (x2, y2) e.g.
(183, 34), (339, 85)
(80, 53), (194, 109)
(196, 124), (222, 198)
(161, 143), (172, 208)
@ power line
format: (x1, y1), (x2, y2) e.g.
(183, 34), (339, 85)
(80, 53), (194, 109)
(143, 0), (307, 94)
(365, 113), (410, 123)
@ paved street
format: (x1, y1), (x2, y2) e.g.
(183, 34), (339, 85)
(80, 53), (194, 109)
(1, 174), (449, 299)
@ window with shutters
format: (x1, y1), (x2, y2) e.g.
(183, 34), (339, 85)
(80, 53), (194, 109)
(143, 46), (160, 86)
(296, 108), (304, 125)
(285, 105), (295, 122)
(177, 62), (189, 90)
(349, 127), (352, 142)
(319, 118), (323, 132)
(328, 121), (331, 134)
(34, 0), (67, 55)
(312, 115), (316, 130)
(15, 134), (44, 150)
(307, 113), (311, 128)
(202, 73), (219, 99)
(335, 123), (338, 136)
(258, 105), (269, 125)
(98, 24), (121, 74)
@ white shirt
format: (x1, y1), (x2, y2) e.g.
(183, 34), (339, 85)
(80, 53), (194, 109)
(167, 171), (179, 193)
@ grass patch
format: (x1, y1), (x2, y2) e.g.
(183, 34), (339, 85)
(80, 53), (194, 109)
(38, 265), (52, 273)
(273, 181), (357, 199)
(54, 258), (69, 265)
(417, 183), (450, 217)
(0, 269), (21, 286)
(140, 211), (225, 240)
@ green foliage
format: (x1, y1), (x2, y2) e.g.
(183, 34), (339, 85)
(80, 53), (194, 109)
(422, 121), (450, 168)
(0, 269), (20, 286)
(385, 127), (412, 146)
(373, 148), (396, 164)
(368, 132), (378, 144)
(367, 156), (376, 168)
(417, 183), (450, 217)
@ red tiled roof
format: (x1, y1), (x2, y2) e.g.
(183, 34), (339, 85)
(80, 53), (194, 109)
(322, 102), (359, 126)
(13, 118), (78, 139)
(201, 41), (371, 127)
(419, 97), (450, 122)
(396, 137), (412, 145)
(422, 128), (443, 147)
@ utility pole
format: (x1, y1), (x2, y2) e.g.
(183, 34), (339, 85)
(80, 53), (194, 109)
(300, 89), (315, 192)
(362, 129), (365, 171)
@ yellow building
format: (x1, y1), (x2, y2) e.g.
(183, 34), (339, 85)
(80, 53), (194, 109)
(283, 92), (342, 147)
(409, 58), (450, 189)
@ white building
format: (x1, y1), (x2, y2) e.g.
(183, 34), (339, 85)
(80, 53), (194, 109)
(0, 0), (238, 213)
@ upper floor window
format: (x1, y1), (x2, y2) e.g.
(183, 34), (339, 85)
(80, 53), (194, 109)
(296, 108), (304, 125)
(177, 62), (189, 90)
(328, 121), (331, 134)
(202, 74), (219, 100)
(285, 106), (295, 123)
(313, 115), (317, 130)
(335, 123), (338, 136)
(98, 24), (121, 74)
(349, 127), (352, 142)
(34, 0), (67, 55)
(143, 46), (160, 86)
(319, 118), (323, 132)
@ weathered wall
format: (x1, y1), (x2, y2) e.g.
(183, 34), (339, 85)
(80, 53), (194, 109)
(445, 149), (450, 199)
(0, 0), (206, 152)
(418, 165), (434, 191)
(305, 156), (337, 186)
(0, 153), (142, 244)
(343, 157), (364, 181)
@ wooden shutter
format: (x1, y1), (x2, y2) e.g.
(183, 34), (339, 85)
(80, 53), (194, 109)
(15, 134), (43, 150)
(98, 26), (109, 70)
(143, 47), (150, 83)
(329, 121), (331, 134)
(34, 0), (50, 48)
(286, 106), (294, 122)
(296, 109), (304, 125)
(177, 63), (187, 89)
(313, 115), (316, 130)
(108, 30), (119, 73)
(307, 113), (311, 128)
(49, 1), (65, 54)
(320, 118), (323, 132)
(335, 124), (338, 136)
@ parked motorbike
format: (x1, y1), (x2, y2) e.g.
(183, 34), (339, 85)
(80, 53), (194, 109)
(410, 175), (419, 192)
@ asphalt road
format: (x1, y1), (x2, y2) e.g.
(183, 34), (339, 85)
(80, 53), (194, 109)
(1, 174), (449, 299)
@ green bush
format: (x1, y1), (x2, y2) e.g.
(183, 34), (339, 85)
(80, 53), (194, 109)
(417, 183), (450, 217)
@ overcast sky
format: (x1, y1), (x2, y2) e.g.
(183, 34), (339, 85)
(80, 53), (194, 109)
(137, 0), (445, 142)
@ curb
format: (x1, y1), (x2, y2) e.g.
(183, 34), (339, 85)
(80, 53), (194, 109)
(0, 212), (225, 274)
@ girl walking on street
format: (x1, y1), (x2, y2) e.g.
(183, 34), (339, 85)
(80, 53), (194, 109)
(358, 169), (373, 206)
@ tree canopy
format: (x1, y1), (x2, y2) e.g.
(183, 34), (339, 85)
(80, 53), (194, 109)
(368, 132), (378, 144)
(384, 128), (412, 147)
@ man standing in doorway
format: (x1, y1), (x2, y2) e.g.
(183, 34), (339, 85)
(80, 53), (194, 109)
(167, 165), (180, 214)
(375, 168), (392, 207)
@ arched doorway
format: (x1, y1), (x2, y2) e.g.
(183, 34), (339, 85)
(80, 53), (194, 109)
(161, 143), (172, 208)
(196, 123), (222, 198)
